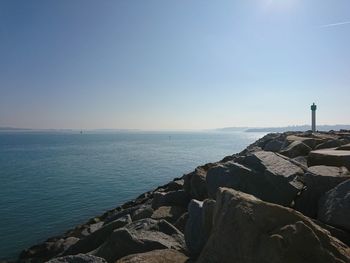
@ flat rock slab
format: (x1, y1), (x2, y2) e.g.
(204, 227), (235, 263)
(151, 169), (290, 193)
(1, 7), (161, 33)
(308, 165), (349, 177)
(286, 135), (324, 148)
(47, 254), (107, 263)
(207, 151), (304, 206)
(280, 141), (311, 158)
(244, 151), (304, 178)
(308, 149), (350, 169)
(337, 144), (350, 151)
(116, 249), (188, 263)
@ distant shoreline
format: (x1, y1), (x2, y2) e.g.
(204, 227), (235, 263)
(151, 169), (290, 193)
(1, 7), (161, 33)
(1, 125), (350, 134)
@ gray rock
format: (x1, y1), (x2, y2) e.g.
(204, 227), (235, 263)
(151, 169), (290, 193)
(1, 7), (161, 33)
(183, 163), (216, 200)
(63, 215), (131, 256)
(131, 205), (154, 221)
(152, 190), (190, 209)
(315, 140), (343, 150)
(47, 254), (107, 263)
(318, 179), (350, 232)
(207, 151), (304, 206)
(164, 179), (184, 192)
(202, 199), (216, 242)
(185, 200), (204, 257)
(104, 206), (139, 224)
(197, 188), (350, 263)
(280, 141), (312, 158)
(295, 167), (349, 218)
(94, 219), (185, 263)
(20, 237), (79, 262)
(308, 165), (349, 177)
(292, 156), (308, 167)
(80, 222), (104, 237)
(337, 144), (350, 151)
(115, 249), (188, 263)
(308, 149), (350, 169)
(174, 212), (188, 233)
(263, 139), (283, 152)
(184, 199), (216, 257)
(151, 206), (186, 224)
(313, 219), (350, 247)
(285, 135), (324, 149)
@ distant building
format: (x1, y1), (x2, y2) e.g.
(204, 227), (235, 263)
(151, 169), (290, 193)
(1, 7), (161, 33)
(311, 103), (317, 132)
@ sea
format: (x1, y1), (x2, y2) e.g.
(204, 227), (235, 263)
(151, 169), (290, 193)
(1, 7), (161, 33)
(0, 131), (265, 260)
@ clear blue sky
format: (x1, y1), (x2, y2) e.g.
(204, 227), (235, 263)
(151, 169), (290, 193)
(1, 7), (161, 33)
(0, 0), (349, 130)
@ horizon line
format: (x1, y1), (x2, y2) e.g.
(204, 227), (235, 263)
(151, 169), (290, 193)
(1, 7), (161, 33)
(2, 124), (350, 132)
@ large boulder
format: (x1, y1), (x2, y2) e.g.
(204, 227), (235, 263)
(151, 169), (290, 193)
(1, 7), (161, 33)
(197, 188), (350, 263)
(318, 179), (350, 232)
(115, 249), (188, 263)
(280, 141), (312, 158)
(308, 149), (350, 169)
(315, 140), (343, 150)
(152, 190), (190, 209)
(183, 164), (216, 200)
(93, 219), (185, 263)
(184, 199), (215, 257)
(206, 151), (304, 206)
(295, 167), (349, 218)
(184, 200), (204, 257)
(63, 215), (132, 255)
(47, 254), (107, 263)
(285, 135), (324, 149)
(263, 139), (284, 152)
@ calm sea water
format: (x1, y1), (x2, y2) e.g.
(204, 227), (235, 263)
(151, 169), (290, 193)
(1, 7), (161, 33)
(0, 131), (264, 260)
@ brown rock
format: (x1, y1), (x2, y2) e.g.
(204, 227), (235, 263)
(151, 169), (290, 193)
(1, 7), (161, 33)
(207, 151), (304, 206)
(115, 249), (188, 263)
(93, 219), (185, 263)
(318, 179), (350, 232)
(280, 141), (312, 158)
(295, 167), (349, 218)
(308, 149), (350, 169)
(46, 254), (107, 263)
(151, 206), (186, 224)
(197, 188), (350, 263)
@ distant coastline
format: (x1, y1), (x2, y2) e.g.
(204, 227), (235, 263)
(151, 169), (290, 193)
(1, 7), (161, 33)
(216, 125), (350, 133)
(2, 125), (350, 134)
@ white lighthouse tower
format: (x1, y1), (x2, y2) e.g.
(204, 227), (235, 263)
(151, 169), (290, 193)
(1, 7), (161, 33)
(311, 103), (317, 132)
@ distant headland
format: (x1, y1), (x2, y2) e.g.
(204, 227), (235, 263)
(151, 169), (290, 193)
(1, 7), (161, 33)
(217, 125), (350, 133)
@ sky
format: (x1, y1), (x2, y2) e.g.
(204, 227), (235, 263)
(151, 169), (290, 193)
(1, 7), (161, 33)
(0, 0), (349, 130)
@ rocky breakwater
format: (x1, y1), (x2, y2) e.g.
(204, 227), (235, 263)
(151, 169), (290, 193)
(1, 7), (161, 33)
(12, 130), (350, 263)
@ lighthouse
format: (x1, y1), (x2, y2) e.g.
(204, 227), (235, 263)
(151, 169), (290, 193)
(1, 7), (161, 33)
(311, 103), (317, 132)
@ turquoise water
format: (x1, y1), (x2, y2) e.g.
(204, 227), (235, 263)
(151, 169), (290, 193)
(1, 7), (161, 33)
(0, 131), (264, 260)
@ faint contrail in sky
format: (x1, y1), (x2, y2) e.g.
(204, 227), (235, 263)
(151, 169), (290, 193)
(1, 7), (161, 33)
(320, 21), (350, 28)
